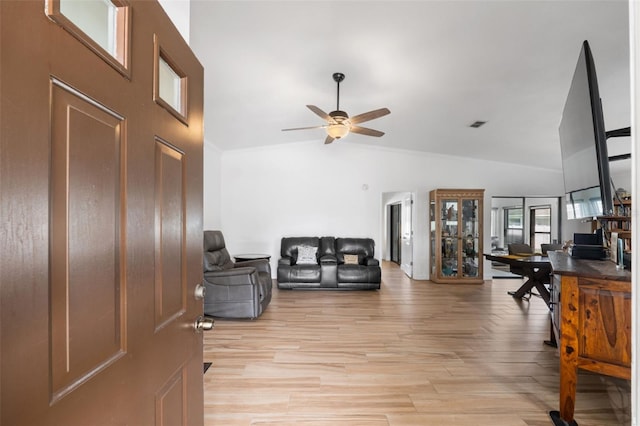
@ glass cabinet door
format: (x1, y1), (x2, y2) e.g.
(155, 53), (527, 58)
(430, 200), (436, 277)
(461, 198), (479, 278)
(440, 199), (458, 277)
(429, 189), (484, 284)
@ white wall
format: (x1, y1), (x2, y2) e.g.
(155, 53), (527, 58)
(211, 140), (565, 278)
(203, 139), (222, 230)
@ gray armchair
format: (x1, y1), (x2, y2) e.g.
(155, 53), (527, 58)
(203, 230), (272, 319)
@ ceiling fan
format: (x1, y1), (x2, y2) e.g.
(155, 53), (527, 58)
(282, 73), (390, 145)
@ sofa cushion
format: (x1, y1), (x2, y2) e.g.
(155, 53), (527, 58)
(296, 245), (318, 265)
(203, 230), (234, 272)
(319, 236), (336, 256)
(281, 237), (319, 263)
(204, 250), (234, 271)
(343, 254), (359, 265)
(335, 238), (375, 264)
(277, 264), (321, 283)
(337, 264), (382, 283)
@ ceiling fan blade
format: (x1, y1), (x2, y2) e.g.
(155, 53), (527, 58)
(350, 125), (385, 137)
(282, 125), (326, 132)
(324, 135), (335, 144)
(307, 105), (331, 121)
(350, 107), (390, 124)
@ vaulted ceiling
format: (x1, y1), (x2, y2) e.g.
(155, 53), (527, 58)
(189, 1), (630, 171)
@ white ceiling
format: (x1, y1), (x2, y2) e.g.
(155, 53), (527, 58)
(189, 1), (630, 171)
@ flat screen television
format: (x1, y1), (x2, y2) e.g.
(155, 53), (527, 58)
(559, 40), (613, 220)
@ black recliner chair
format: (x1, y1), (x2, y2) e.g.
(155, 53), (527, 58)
(203, 230), (272, 319)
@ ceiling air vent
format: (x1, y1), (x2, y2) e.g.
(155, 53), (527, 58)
(469, 120), (487, 128)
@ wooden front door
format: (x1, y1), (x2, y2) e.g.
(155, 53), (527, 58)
(1, 1), (204, 424)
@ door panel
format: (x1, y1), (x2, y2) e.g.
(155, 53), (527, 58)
(155, 138), (187, 329)
(50, 80), (127, 402)
(1, 2), (204, 424)
(156, 368), (188, 426)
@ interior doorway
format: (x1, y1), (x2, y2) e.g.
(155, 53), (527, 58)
(382, 191), (414, 278)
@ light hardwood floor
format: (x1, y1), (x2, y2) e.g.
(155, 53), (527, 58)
(203, 261), (630, 425)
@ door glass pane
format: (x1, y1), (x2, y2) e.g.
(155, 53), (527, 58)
(60, 0), (118, 58)
(48, 0), (130, 75)
(440, 200), (457, 277)
(159, 57), (183, 114)
(461, 199), (479, 277)
(430, 200), (436, 276)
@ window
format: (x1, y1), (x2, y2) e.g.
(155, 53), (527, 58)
(47, 0), (131, 76)
(530, 206), (552, 252)
(158, 58), (183, 113)
(153, 35), (188, 124)
(504, 207), (523, 245)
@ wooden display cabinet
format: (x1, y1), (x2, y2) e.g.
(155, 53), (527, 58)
(429, 189), (484, 284)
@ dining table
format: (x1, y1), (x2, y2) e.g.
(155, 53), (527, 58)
(484, 253), (553, 307)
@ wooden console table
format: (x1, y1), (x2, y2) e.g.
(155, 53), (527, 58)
(547, 252), (631, 426)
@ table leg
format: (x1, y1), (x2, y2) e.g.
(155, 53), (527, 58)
(544, 316), (557, 348)
(507, 278), (535, 299)
(534, 280), (551, 306)
(507, 269), (551, 307)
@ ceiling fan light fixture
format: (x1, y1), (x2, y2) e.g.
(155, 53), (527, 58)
(281, 73), (390, 145)
(327, 123), (350, 139)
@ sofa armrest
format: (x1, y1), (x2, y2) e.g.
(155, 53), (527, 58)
(235, 258), (271, 275)
(204, 267), (258, 286)
(320, 254), (337, 264)
(279, 257), (294, 266)
(365, 258), (379, 266)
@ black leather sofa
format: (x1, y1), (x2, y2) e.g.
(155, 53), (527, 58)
(277, 236), (381, 290)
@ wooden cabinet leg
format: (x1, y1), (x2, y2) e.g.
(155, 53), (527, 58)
(558, 360), (578, 423)
(552, 275), (579, 425)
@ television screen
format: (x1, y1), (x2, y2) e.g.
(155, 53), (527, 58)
(559, 40), (613, 220)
